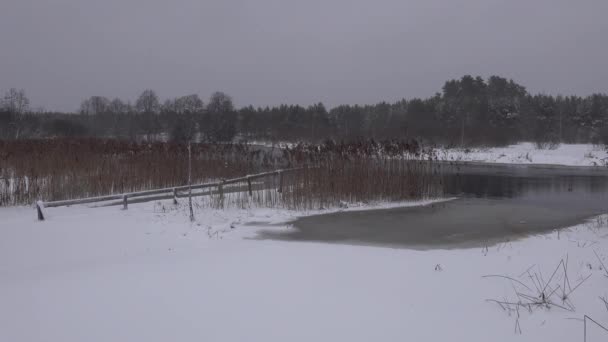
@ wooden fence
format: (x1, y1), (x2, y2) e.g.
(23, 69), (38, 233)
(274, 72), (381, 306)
(36, 168), (301, 221)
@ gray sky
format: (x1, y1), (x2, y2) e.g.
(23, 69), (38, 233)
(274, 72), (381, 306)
(1, 0), (607, 112)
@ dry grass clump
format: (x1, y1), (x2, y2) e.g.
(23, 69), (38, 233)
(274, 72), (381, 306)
(485, 257), (596, 335)
(280, 159), (441, 210)
(275, 139), (440, 210)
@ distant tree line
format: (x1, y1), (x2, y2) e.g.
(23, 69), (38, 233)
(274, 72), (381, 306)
(2, 75), (608, 146)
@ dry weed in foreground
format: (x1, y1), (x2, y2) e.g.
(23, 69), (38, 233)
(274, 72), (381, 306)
(484, 256), (592, 334)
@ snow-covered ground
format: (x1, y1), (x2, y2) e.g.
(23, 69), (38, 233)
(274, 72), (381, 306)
(1, 199), (607, 342)
(436, 142), (608, 167)
(248, 141), (608, 167)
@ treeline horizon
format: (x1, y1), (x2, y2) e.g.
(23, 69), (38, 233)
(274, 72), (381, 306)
(1, 75), (608, 147)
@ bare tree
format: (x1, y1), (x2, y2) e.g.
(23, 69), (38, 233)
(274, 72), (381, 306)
(2, 88), (30, 139)
(204, 91), (237, 141)
(135, 89), (160, 114)
(162, 99), (177, 113)
(80, 96), (110, 115)
(3, 88), (29, 114)
(109, 98), (130, 114)
(175, 94), (204, 114)
(207, 91), (234, 114)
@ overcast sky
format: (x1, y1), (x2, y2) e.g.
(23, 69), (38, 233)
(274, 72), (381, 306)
(1, 0), (607, 112)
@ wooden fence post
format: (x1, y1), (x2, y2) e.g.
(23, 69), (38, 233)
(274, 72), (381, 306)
(36, 201), (45, 221)
(32, 167), (302, 216)
(247, 176), (253, 197)
(219, 180), (225, 209)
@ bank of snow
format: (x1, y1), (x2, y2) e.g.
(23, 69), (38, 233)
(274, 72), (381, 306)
(1, 199), (607, 342)
(437, 142), (608, 167)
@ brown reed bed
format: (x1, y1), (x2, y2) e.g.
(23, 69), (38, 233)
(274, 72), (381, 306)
(0, 139), (279, 206)
(0, 138), (441, 208)
(202, 142), (442, 211)
(279, 158), (441, 210)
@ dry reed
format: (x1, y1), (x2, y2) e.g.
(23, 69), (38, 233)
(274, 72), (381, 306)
(0, 138), (441, 208)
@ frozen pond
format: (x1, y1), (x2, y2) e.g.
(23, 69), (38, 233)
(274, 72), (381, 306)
(260, 163), (608, 248)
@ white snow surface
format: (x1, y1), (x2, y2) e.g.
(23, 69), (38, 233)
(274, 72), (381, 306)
(247, 141), (608, 167)
(436, 142), (608, 167)
(1, 199), (607, 342)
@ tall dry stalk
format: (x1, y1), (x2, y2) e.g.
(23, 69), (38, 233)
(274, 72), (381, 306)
(188, 142), (194, 221)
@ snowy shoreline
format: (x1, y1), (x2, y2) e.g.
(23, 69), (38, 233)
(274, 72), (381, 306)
(251, 141), (608, 167)
(434, 142), (608, 167)
(0, 198), (607, 341)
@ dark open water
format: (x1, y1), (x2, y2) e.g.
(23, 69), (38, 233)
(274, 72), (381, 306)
(258, 163), (608, 249)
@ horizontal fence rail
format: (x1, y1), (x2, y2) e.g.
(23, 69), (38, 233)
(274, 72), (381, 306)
(36, 167), (302, 221)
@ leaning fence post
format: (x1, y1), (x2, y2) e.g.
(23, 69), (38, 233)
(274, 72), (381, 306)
(36, 201), (45, 221)
(122, 195), (128, 210)
(218, 180), (225, 209)
(247, 176), (253, 197)
(173, 188), (178, 205)
(277, 171), (283, 193)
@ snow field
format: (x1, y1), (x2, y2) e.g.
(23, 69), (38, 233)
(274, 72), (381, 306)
(0, 198), (606, 341)
(436, 142), (608, 167)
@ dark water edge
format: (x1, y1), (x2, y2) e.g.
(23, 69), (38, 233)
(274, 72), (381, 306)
(257, 162), (608, 249)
